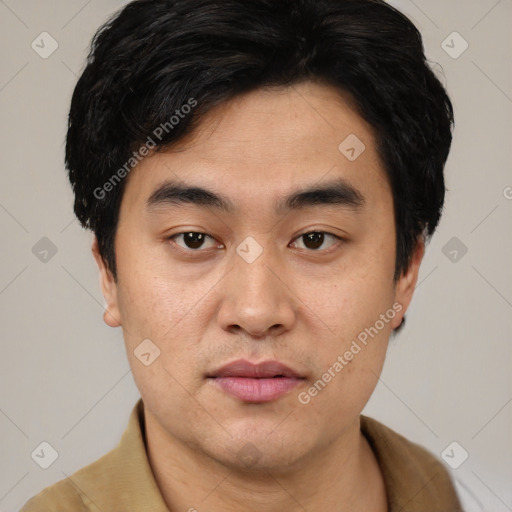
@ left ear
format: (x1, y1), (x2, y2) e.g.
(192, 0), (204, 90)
(91, 235), (122, 328)
(390, 236), (425, 329)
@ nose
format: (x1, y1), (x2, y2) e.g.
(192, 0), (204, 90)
(216, 244), (296, 338)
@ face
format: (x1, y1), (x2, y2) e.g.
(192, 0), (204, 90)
(93, 81), (423, 472)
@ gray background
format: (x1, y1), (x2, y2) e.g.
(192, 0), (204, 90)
(0, 1), (510, 510)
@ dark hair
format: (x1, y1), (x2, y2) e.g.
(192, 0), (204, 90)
(66, 0), (454, 283)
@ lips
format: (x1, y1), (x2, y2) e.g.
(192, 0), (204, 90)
(207, 359), (305, 403)
(208, 359), (304, 379)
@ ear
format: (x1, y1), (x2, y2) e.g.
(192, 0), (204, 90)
(91, 236), (122, 328)
(390, 237), (425, 329)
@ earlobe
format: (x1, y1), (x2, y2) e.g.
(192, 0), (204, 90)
(390, 237), (425, 329)
(91, 236), (122, 328)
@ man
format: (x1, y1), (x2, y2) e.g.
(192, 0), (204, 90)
(21, 0), (462, 510)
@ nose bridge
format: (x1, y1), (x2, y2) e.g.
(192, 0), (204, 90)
(235, 248), (276, 300)
(217, 238), (296, 337)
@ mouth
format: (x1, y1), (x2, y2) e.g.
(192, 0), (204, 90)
(207, 359), (306, 403)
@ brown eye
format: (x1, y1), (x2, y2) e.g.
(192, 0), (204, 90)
(183, 232), (206, 249)
(291, 231), (340, 251)
(302, 232), (325, 249)
(171, 232), (219, 251)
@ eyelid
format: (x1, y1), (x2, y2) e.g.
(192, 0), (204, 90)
(167, 232), (223, 253)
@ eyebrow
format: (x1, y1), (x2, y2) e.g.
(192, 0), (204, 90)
(145, 177), (365, 214)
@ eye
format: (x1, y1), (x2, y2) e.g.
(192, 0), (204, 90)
(169, 232), (221, 251)
(289, 231), (341, 251)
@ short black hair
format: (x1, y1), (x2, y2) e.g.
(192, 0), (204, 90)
(66, 0), (454, 283)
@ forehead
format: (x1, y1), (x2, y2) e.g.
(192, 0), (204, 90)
(120, 81), (390, 212)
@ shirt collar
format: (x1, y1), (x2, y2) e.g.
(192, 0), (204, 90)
(69, 400), (460, 512)
(360, 415), (462, 511)
(69, 398), (169, 511)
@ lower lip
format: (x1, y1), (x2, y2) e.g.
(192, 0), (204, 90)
(210, 377), (303, 402)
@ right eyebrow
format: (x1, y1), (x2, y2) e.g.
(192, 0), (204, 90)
(146, 181), (235, 213)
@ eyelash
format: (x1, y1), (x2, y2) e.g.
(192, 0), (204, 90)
(166, 230), (344, 257)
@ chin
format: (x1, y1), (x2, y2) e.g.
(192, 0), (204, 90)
(211, 421), (314, 474)
(222, 446), (308, 475)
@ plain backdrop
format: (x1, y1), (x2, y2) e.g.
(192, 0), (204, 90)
(0, 1), (511, 511)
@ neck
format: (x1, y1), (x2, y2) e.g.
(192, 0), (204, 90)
(144, 411), (387, 512)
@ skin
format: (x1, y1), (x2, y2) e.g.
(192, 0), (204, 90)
(92, 80), (424, 511)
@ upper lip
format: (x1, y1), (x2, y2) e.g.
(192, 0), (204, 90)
(207, 359), (305, 379)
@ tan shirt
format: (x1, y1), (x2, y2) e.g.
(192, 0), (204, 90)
(20, 399), (463, 511)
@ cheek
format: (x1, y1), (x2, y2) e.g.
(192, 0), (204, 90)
(293, 254), (395, 338)
(114, 250), (220, 387)
(296, 321), (390, 431)
(114, 240), (208, 341)
(292, 251), (395, 408)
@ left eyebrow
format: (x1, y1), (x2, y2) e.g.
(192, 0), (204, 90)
(145, 177), (366, 214)
(277, 178), (365, 214)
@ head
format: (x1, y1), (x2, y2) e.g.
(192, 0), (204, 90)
(67, 0), (453, 472)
